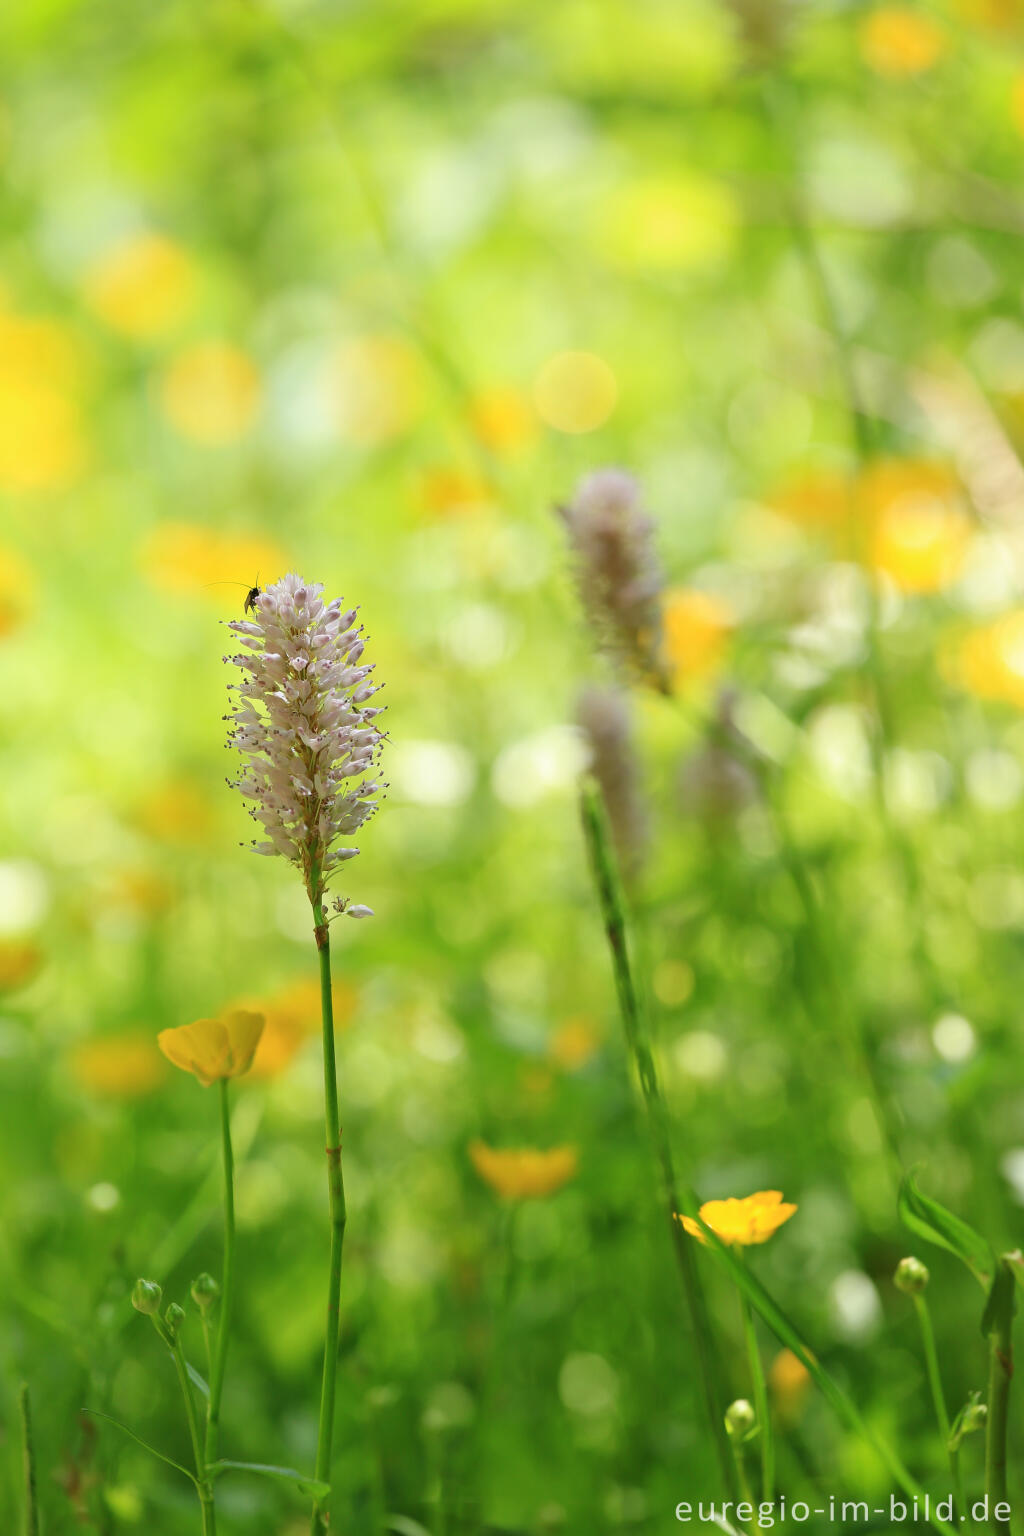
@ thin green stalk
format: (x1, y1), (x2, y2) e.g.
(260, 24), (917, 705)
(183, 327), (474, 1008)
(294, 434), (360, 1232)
(168, 1330), (216, 1536)
(311, 900), (347, 1536)
(913, 1293), (963, 1519)
(737, 1271), (774, 1503)
(19, 1384), (38, 1536)
(580, 779), (737, 1500)
(205, 1080), (235, 1465)
(984, 1261), (1014, 1536)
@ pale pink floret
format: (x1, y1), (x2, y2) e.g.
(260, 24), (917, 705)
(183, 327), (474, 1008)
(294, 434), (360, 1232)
(224, 573), (385, 910)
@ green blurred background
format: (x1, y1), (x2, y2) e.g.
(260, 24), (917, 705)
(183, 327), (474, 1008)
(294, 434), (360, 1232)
(4, 0), (1024, 1530)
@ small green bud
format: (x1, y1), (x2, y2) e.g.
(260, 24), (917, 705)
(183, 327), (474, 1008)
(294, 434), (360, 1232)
(894, 1256), (930, 1295)
(949, 1390), (987, 1451)
(131, 1278), (163, 1316)
(724, 1398), (757, 1441)
(164, 1302), (186, 1340)
(190, 1272), (220, 1314)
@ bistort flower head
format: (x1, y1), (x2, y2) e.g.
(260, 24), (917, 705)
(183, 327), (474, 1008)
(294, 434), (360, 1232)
(677, 1189), (797, 1247)
(224, 573), (385, 911)
(557, 468), (667, 690)
(158, 1010), (265, 1087)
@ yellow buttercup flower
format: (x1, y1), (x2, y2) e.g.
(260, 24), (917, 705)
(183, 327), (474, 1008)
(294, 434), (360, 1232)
(469, 1140), (578, 1200)
(677, 1190), (797, 1246)
(769, 1347), (812, 1423)
(859, 8), (946, 76)
(0, 938), (42, 992)
(661, 587), (734, 688)
(158, 1010), (265, 1087)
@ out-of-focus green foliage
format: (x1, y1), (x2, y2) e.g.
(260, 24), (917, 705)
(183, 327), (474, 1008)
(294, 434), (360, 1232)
(4, 0), (1024, 1529)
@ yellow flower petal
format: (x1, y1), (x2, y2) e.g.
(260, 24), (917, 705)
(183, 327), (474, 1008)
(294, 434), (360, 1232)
(677, 1190), (797, 1246)
(158, 1011), (265, 1087)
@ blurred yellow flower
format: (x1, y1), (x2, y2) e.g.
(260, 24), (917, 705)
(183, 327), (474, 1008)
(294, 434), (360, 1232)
(950, 610), (1024, 708)
(418, 467), (498, 520)
(548, 1015), (600, 1071)
(0, 544), (37, 637)
(84, 232), (196, 339)
(0, 310), (89, 491)
(533, 351), (618, 435)
(331, 334), (422, 445)
(159, 341), (261, 445)
(863, 458), (969, 592)
(70, 1032), (166, 1097)
(662, 587), (733, 688)
(953, 0), (1023, 29)
(597, 174), (738, 272)
(1012, 72), (1024, 134)
(469, 1140), (578, 1199)
(0, 937), (42, 992)
(239, 976), (357, 1079)
(768, 469), (852, 531)
(768, 1347), (811, 1422)
(134, 779), (216, 844)
(859, 8), (946, 75)
(469, 388), (537, 454)
(677, 1190), (797, 1246)
(104, 866), (176, 917)
(158, 1010), (265, 1087)
(138, 521), (287, 596)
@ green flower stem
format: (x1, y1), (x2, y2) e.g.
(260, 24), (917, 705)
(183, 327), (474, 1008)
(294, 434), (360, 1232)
(731, 1438), (757, 1519)
(580, 779), (737, 1501)
(165, 1325), (216, 1536)
(205, 1080), (235, 1465)
(984, 1261), (1015, 1536)
(737, 1263), (774, 1504)
(19, 1384), (38, 1536)
(311, 899), (347, 1536)
(912, 1293), (963, 1519)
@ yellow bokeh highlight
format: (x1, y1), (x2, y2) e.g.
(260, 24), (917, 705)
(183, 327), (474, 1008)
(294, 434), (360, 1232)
(0, 544), (37, 638)
(84, 232), (196, 339)
(331, 334), (422, 445)
(417, 467), (498, 520)
(950, 610), (1024, 708)
(0, 938), (42, 992)
(70, 1032), (166, 1097)
(468, 388), (537, 454)
(533, 350), (617, 434)
(0, 310), (89, 491)
(139, 522), (287, 595)
(862, 459), (968, 592)
(159, 341), (261, 445)
(235, 976), (357, 1079)
(769, 1348), (812, 1422)
(134, 779), (217, 845)
(953, 0), (1024, 29)
(1012, 73), (1024, 134)
(768, 469), (852, 531)
(859, 8), (946, 75)
(469, 1140), (578, 1199)
(548, 1015), (600, 1071)
(662, 587), (733, 687)
(597, 174), (738, 272)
